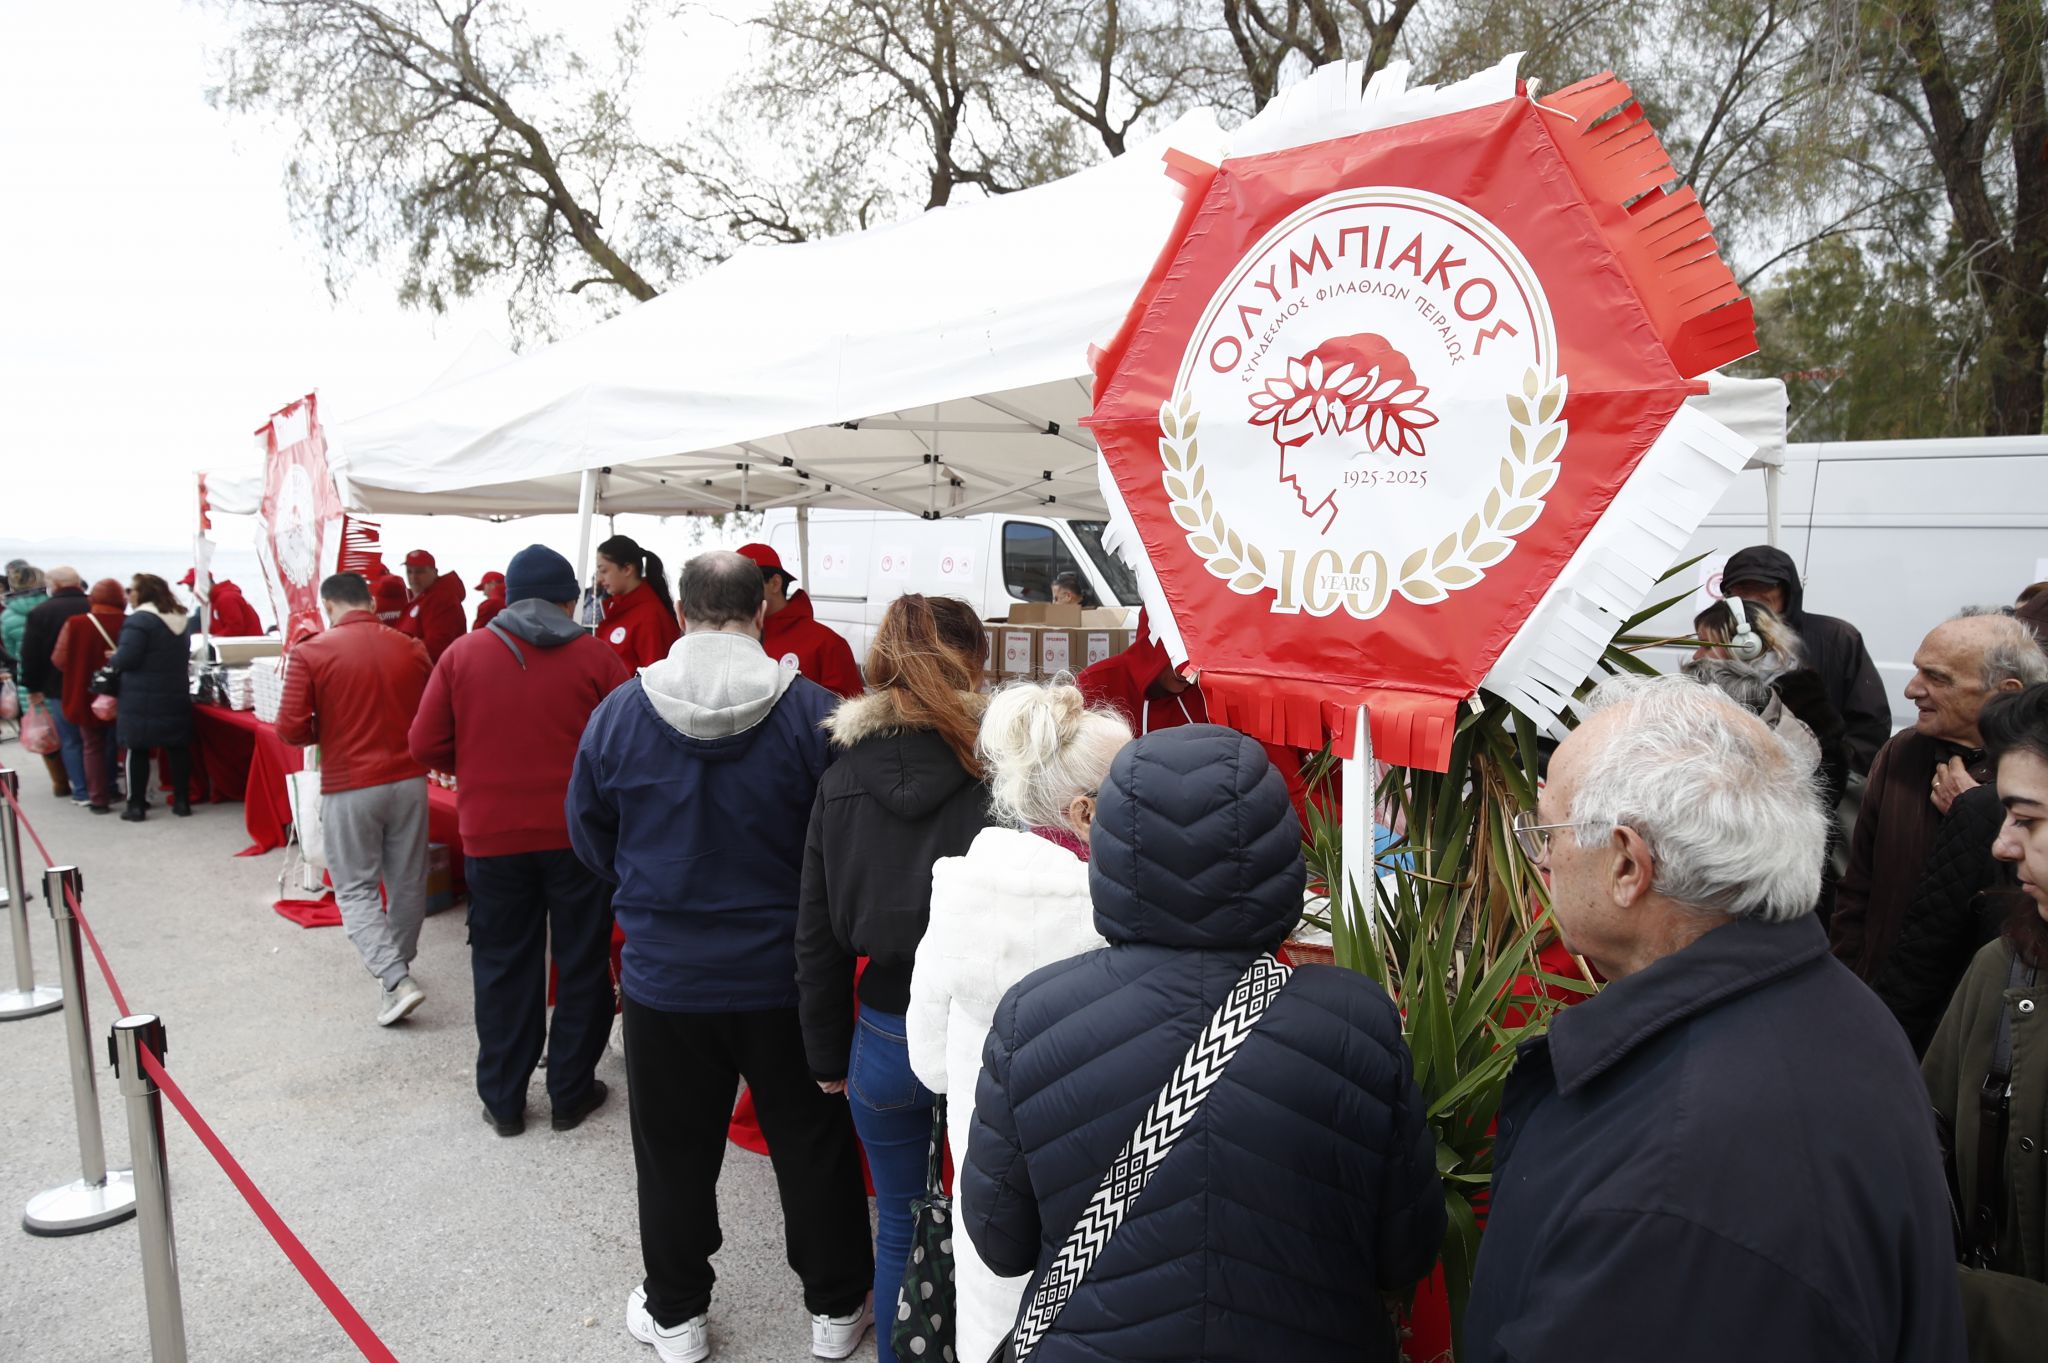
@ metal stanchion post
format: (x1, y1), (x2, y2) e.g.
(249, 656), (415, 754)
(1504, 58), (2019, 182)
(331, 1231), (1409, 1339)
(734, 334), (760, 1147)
(23, 865), (136, 1235)
(0, 768), (62, 1019)
(112, 1014), (188, 1363)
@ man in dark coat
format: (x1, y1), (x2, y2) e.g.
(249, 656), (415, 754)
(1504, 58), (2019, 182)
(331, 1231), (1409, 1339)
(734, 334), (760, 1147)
(1722, 544), (1892, 775)
(965, 725), (1444, 1363)
(1465, 677), (1964, 1362)
(567, 551), (872, 1363)
(19, 567), (94, 804)
(1833, 612), (2045, 991)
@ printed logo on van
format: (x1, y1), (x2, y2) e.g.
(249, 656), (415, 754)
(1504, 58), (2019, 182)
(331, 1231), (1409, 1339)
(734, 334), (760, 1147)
(1162, 187), (1563, 619)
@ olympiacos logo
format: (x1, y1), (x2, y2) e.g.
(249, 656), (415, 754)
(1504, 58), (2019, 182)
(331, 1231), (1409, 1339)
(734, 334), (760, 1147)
(1162, 187), (1566, 618)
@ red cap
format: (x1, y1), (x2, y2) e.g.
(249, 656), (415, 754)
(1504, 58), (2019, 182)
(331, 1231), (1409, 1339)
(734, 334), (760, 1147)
(177, 569), (197, 587)
(372, 575), (408, 610)
(480, 570), (505, 587)
(404, 549), (436, 569)
(736, 543), (789, 578)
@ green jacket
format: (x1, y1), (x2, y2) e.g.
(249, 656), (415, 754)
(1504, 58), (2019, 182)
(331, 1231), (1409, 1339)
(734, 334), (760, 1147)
(1924, 936), (2048, 1358)
(2, 589), (45, 663)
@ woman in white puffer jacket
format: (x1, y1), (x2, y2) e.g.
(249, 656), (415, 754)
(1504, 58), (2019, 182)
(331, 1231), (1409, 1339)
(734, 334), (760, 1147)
(907, 680), (1130, 1361)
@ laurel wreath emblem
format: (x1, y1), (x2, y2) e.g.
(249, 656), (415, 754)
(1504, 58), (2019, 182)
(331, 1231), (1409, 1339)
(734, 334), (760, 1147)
(1157, 366), (1568, 614)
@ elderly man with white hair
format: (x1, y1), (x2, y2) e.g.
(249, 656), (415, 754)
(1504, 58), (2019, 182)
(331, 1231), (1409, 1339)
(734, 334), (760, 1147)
(1832, 611), (2048, 1000)
(1464, 677), (1964, 1363)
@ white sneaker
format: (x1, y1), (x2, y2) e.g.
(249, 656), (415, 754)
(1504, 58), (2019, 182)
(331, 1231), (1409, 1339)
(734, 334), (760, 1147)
(810, 1296), (872, 1360)
(627, 1285), (710, 1363)
(376, 976), (425, 1027)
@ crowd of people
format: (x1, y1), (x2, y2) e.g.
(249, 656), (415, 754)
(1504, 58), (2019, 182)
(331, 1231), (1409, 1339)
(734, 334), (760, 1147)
(6, 534), (2048, 1362)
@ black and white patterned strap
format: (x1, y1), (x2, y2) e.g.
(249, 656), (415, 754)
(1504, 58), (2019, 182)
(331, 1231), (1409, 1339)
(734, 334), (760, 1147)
(1010, 953), (1291, 1360)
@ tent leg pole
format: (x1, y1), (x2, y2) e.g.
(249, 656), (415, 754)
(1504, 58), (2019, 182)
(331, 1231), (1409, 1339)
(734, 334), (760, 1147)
(797, 506), (811, 583)
(1340, 705), (1375, 948)
(575, 468), (597, 599)
(1764, 464), (1783, 547)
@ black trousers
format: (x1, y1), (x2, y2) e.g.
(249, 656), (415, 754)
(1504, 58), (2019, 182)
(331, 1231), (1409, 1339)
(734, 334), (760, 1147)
(127, 745), (189, 811)
(465, 849), (615, 1119)
(623, 998), (873, 1326)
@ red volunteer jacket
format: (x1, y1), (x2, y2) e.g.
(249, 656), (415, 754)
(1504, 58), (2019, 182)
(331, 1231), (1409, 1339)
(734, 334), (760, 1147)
(275, 611), (433, 794)
(408, 618), (629, 856)
(762, 590), (864, 699)
(1078, 625), (1316, 825)
(472, 597), (504, 632)
(399, 572), (467, 663)
(206, 580), (265, 637)
(599, 581), (681, 670)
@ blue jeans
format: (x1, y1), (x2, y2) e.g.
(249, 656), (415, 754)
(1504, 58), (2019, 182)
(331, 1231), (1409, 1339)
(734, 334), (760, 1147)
(43, 703), (90, 799)
(846, 1008), (934, 1363)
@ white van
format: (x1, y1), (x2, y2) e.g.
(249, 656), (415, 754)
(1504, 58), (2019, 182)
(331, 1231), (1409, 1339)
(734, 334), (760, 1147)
(761, 509), (1140, 660)
(1636, 435), (2048, 731)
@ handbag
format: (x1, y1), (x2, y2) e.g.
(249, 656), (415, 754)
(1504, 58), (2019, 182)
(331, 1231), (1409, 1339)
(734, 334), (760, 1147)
(990, 953), (1292, 1363)
(86, 614), (122, 698)
(891, 1096), (956, 1360)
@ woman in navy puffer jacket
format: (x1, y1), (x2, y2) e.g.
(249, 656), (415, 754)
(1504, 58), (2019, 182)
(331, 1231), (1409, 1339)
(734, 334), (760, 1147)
(964, 724), (1444, 1362)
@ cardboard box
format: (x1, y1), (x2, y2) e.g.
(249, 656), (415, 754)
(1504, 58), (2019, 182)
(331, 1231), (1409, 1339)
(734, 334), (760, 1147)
(1005, 602), (1083, 626)
(986, 619), (1135, 683)
(213, 637), (283, 665)
(1080, 607), (1135, 628)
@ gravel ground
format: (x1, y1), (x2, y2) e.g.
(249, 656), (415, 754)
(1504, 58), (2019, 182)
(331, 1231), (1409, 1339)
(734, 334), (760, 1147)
(0, 764), (866, 1362)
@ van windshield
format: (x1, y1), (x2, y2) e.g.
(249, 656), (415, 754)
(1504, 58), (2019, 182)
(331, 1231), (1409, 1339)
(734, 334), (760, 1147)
(1067, 521), (1142, 606)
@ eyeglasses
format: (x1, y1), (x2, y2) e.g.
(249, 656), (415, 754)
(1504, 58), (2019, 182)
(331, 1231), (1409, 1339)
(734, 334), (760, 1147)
(1511, 809), (1574, 863)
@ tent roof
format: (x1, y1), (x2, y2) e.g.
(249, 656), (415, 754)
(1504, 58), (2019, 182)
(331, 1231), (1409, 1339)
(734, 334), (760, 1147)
(331, 111), (1231, 522)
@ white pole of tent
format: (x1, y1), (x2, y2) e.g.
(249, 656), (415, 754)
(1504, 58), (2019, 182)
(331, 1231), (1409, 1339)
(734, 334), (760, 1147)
(796, 505), (812, 582)
(1764, 464), (1783, 547)
(1340, 705), (1377, 946)
(574, 467), (598, 627)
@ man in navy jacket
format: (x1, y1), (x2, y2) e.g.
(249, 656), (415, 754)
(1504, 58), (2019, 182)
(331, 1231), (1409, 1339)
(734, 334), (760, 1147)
(1465, 677), (1965, 1362)
(568, 550), (873, 1363)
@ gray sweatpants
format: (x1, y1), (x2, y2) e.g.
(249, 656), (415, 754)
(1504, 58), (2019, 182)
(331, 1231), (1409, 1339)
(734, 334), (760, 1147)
(322, 777), (429, 989)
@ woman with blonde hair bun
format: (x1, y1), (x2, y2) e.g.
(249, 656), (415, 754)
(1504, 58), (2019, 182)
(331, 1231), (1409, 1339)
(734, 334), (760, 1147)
(906, 679), (1132, 1362)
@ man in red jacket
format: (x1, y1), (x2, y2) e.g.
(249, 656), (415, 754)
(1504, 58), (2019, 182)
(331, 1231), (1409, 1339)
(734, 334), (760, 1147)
(399, 548), (467, 663)
(410, 546), (629, 1135)
(178, 569), (265, 636)
(276, 573), (435, 1026)
(472, 570), (506, 632)
(735, 543), (864, 698)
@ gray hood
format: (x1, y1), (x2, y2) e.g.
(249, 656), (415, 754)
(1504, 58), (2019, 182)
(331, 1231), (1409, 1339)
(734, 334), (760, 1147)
(639, 630), (796, 740)
(493, 598), (589, 646)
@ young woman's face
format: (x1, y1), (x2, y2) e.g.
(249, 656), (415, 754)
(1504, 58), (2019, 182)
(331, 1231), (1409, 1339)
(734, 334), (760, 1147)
(594, 554), (639, 598)
(1993, 749), (2048, 920)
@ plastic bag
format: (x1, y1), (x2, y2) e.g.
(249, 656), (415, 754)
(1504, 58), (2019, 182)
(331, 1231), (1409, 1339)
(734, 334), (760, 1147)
(92, 694), (118, 724)
(0, 677), (18, 721)
(20, 698), (59, 755)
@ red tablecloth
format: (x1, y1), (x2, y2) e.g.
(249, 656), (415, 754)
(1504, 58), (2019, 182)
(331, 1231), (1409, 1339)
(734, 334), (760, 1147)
(193, 704), (461, 877)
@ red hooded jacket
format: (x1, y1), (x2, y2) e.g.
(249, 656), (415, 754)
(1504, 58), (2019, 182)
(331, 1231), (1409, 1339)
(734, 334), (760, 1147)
(472, 597), (504, 632)
(599, 581), (681, 670)
(1078, 619), (1315, 823)
(762, 590), (864, 699)
(399, 571), (467, 663)
(206, 580), (265, 636)
(408, 609), (629, 856)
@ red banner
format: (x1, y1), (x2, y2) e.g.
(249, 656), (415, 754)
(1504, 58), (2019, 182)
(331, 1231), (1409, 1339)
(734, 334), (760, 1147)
(257, 394), (344, 651)
(1089, 74), (1753, 771)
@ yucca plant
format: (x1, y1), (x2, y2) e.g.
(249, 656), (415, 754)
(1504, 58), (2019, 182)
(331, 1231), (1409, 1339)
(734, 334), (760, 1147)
(1296, 560), (1703, 1359)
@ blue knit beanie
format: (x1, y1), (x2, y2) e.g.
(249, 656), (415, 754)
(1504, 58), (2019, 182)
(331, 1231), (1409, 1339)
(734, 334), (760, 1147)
(505, 544), (579, 604)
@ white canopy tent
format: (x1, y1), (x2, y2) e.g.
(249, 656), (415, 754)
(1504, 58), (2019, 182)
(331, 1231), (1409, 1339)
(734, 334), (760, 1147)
(330, 110), (1234, 537)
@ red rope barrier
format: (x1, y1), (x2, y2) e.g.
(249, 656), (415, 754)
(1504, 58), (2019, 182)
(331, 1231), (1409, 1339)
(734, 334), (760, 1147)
(3, 774), (398, 1362)
(139, 1047), (400, 1363)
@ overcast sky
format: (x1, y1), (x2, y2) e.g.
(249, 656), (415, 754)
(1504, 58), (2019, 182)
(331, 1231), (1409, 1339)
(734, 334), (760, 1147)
(0, 0), (753, 575)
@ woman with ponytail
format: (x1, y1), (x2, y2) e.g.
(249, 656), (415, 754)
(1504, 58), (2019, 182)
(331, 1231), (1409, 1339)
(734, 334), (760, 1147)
(797, 594), (998, 1363)
(594, 534), (680, 669)
(906, 681), (1131, 1361)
